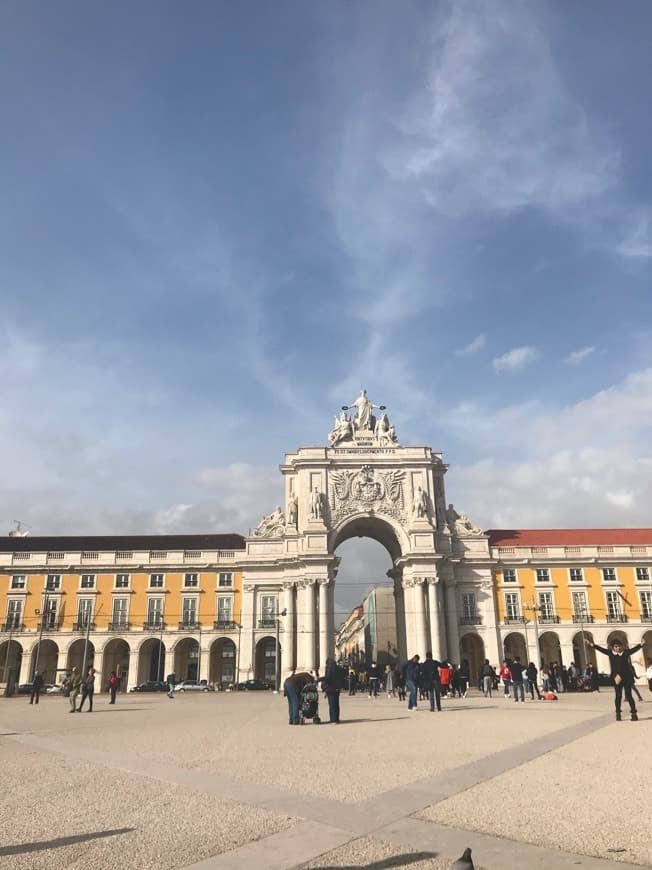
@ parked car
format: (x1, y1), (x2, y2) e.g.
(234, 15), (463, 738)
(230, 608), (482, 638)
(236, 679), (273, 691)
(173, 680), (213, 692)
(16, 683), (33, 695)
(130, 680), (169, 693)
(45, 684), (64, 694)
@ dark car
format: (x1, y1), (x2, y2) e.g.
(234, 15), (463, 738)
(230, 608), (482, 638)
(130, 680), (169, 693)
(16, 683), (34, 695)
(236, 679), (273, 691)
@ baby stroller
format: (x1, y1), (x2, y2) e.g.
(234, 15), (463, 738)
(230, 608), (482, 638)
(299, 682), (321, 724)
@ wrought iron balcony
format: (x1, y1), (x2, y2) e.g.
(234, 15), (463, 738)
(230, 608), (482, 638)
(572, 614), (594, 623)
(143, 621), (165, 631)
(606, 614), (628, 623)
(258, 619), (277, 629)
(72, 621), (95, 632)
(178, 621), (199, 630)
(641, 615), (652, 623)
(460, 615), (481, 625)
(503, 616), (524, 625)
(108, 621), (130, 631)
(42, 620), (60, 631)
(539, 615), (560, 624)
(214, 620), (237, 630)
(1, 622), (25, 632)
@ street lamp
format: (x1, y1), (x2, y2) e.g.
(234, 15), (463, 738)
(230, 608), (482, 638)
(275, 608), (287, 693)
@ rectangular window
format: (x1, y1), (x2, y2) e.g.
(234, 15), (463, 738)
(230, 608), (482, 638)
(149, 574), (164, 588)
(115, 574), (130, 589)
(572, 590), (588, 619)
(182, 598), (197, 626)
(184, 573), (199, 588)
(6, 599), (23, 629)
(462, 593), (476, 620)
(218, 572), (233, 587)
(504, 592), (520, 621)
(217, 596), (233, 623)
(606, 590), (623, 619)
(147, 598), (163, 626)
(112, 598), (129, 626)
(46, 574), (61, 591)
(569, 568), (584, 583)
(636, 567), (650, 582)
(77, 599), (93, 627)
(538, 591), (555, 620)
(80, 574), (95, 589)
(261, 595), (277, 619)
(10, 575), (26, 590)
(503, 569), (517, 583)
(535, 568), (550, 583)
(602, 567), (617, 583)
(640, 591), (652, 620)
(44, 599), (57, 629)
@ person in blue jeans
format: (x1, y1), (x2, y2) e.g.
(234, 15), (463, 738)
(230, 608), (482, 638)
(510, 656), (525, 702)
(420, 651), (441, 712)
(283, 670), (314, 725)
(401, 654), (421, 710)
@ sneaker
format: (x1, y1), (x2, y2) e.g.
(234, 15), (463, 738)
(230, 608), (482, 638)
(616, 712), (622, 721)
(631, 712), (638, 722)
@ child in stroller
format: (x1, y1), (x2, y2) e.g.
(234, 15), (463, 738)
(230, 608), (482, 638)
(299, 682), (321, 724)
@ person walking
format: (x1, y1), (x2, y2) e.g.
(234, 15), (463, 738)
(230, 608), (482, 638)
(283, 670), (314, 725)
(108, 671), (119, 704)
(511, 656), (525, 702)
(420, 651), (442, 712)
(439, 661), (453, 698)
(384, 664), (395, 698)
(499, 660), (512, 698)
(368, 662), (380, 698)
(401, 654), (420, 711)
(628, 663), (643, 703)
(348, 667), (357, 696)
(30, 671), (44, 705)
(77, 667), (96, 712)
(526, 662), (542, 700)
(396, 664), (406, 701)
(68, 667), (82, 712)
(458, 659), (470, 698)
(586, 637), (644, 721)
(166, 672), (176, 699)
(480, 660), (494, 697)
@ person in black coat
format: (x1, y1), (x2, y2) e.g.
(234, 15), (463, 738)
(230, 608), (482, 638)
(420, 651), (442, 712)
(30, 672), (44, 705)
(321, 658), (344, 723)
(586, 637), (644, 721)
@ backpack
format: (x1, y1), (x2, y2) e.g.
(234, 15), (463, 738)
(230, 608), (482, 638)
(332, 665), (346, 692)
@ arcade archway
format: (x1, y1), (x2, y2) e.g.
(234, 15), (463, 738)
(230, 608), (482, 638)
(460, 633), (485, 684)
(174, 637), (199, 681)
(67, 638), (95, 674)
(210, 638), (236, 688)
(102, 639), (130, 690)
(0, 639), (22, 688)
(138, 638), (166, 683)
(540, 631), (562, 665)
(255, 636), (277, 683)
(503, 632), (526, 663)
(30, 639), (58, 683)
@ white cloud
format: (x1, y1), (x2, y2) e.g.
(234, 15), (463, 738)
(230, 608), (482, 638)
(565, 346), (596, 365)
(456, 334), (486, 356)
(615, 213), (652, 260)
(493, 346), (539, 373)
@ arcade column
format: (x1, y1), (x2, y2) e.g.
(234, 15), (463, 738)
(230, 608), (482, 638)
(445, 580), (460, 663)
(427, 576), (444, 661)
(281, 581), (295, 677)
(318, 579), (330, 673)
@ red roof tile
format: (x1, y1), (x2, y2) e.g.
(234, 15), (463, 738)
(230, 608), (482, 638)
(487, 529), (652, 547)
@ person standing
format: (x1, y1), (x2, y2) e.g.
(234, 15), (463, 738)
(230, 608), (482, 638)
(458, 660), (470, 698)
(586, 637), (644, 721)
(526, 662), (542, 700)
(480, 660), (494, 698)
(499, 660), (512, 698)
(420, 651), (442, 712)
(78, 667), (96, 712)
(368, 662), (380, 698)
(511, 656), (525, 702)
(348, 667), (357, 696)
(322, 658), (345, 723)
(108, 671), (119, 704)
(439, 661), (453, 697)
(68, 667), (82, 712)
(384, 664), (395, 698)
(166, 672), (176, 699)
(396, 664), (406, 701)
(401, 655), (420, 711)
(283, 670), (314, 725)
(30, 671), (44, 705)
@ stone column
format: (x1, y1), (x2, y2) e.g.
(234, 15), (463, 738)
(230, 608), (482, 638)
(19, 646), (32, 684)
(318, 579), (329, 673)
(239, 584), (255, 680)
(126, 647), (139, 691)
(402, 578), (416, 656)
(281, 582), (295, 677)
(327, 581), (336, 658)
(392, 571), (407, 661)
(163, 647), (175, 681)
(305, 579), (316, 672)
(445, 581), (460, 663)
(198, 644), (210, 684)
(57, 646), (68, 677)
(427, 577), (444, 661)
(414, 578), (428, 659)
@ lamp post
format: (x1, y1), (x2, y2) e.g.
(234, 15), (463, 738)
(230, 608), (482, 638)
(81, 599), (94, 678)
(530, 596), (541, 667)
(156, 619), (164, 681)
(235, 623), (242, 690)
(32, 593), (49, 680)
(275, 608), (287, 693)
(2, 626), (14, 684)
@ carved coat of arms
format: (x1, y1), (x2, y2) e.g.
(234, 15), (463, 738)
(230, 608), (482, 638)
(330, 465), (405, 523)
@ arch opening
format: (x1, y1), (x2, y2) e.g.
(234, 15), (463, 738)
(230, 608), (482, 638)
(102, 639), (130, 691)
(30, 639), (59, 683)
(210, 638), (236, 688)
(138, 638), (166, 683)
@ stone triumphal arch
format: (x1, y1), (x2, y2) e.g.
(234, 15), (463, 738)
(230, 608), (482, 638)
(237, 391), (500, 678)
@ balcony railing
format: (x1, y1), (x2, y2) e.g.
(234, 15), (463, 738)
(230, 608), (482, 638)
(42, 621), (60, 631)
(503, 616), (524, 625)
(143, 621), (165, 631)
(108, 621), (130, 631)
(641, 614), (652, 623)
(606, 614), (628, 623)
(1, 622), (25, 632)
(214, 620), (237, 630)
(178, 621), (199, 630)
(258, 619), (277, 629)
(539, 615), (560, 624)
(572, 614), (594, 623)
(72, 621), (95, 632)
(460, 615), (481, 625)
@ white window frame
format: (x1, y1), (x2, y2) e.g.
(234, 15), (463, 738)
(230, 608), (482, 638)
(602, 567), (617, 583)
(639, 590), (652, 620)
(10, 575), (26, 590)
(535, 568), (551, 584)
(218, 572), (233, 588)
(462, 593), (477, 620)
(149, 573), (165, 589)
(147, 597), (164, 626)
(80, 574), (96, 590)
(77, 598), (94, 627)
(6, 599), (23, 629)
(43, 598), (58, 629)
(504, 592), (521, 621)
(569, 567), (584, 583)
(605, 590), (623, 619)
(217, 596), (233, 624)
(115, 573), (131, 590)
(45, 574), (61, 591)
(538, 591), (555, 620)
(572, 590), (589, 619)
(635, 567), (650, 582)
(181, 597), (198, 626)
(502, 568), (517, 584)
(184, 572), (199, 589)
(112, 597), (129, 626)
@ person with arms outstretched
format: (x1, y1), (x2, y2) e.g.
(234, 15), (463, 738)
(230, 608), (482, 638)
(585, 637), (644, 721)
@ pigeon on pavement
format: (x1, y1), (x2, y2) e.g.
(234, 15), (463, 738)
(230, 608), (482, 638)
(452, 847), (475, 869)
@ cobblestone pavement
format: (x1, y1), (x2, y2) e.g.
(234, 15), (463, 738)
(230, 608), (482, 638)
(1, 688), (648, 868)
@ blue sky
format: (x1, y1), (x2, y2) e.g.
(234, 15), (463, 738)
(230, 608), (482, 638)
(1, 2), (652, 606)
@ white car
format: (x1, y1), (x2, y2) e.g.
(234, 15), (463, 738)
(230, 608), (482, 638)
(45, 684), (64, 694)
(173, 680), (213, 692)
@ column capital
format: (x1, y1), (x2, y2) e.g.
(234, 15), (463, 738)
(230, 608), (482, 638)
(426, 576), (440, 586)
(402, 578), (415, 589)
(317, 578), (330, 587)
(414, 577), (427, 586)
(282, 581), (294, 591)
(243, 584), (255, 593)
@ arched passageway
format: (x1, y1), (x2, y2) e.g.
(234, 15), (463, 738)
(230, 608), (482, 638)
(102, 639), (130, 691)
(0, 640), (23, 689)
(138, 638), (165, 683)
(67, 638), (95, 675)
(210, 638), (236, 688)
(174, 637), (199, 681)
(255, 636), (277, 684)
(572, 631), (596, 670)
(460, 633), (485, 685)
(503, 632), (526, 664)
(30, 639), (59, 683)
(539, 631), (562, 666)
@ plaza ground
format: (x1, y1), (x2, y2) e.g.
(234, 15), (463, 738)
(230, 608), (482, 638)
(0, 688), (650, 869)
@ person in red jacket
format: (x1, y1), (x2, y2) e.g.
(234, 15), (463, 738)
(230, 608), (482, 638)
(499, 661), (512, 698)
(439, 662), (453, 697)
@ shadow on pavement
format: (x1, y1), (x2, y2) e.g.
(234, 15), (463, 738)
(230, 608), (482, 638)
(340, 717), (411, 724)
(308, 851), (438, 869)
(0, 827), (135, 857)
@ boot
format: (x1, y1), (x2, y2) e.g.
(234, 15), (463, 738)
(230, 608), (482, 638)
(616, 711), (622, 721)
(631, 711), (638, 721)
